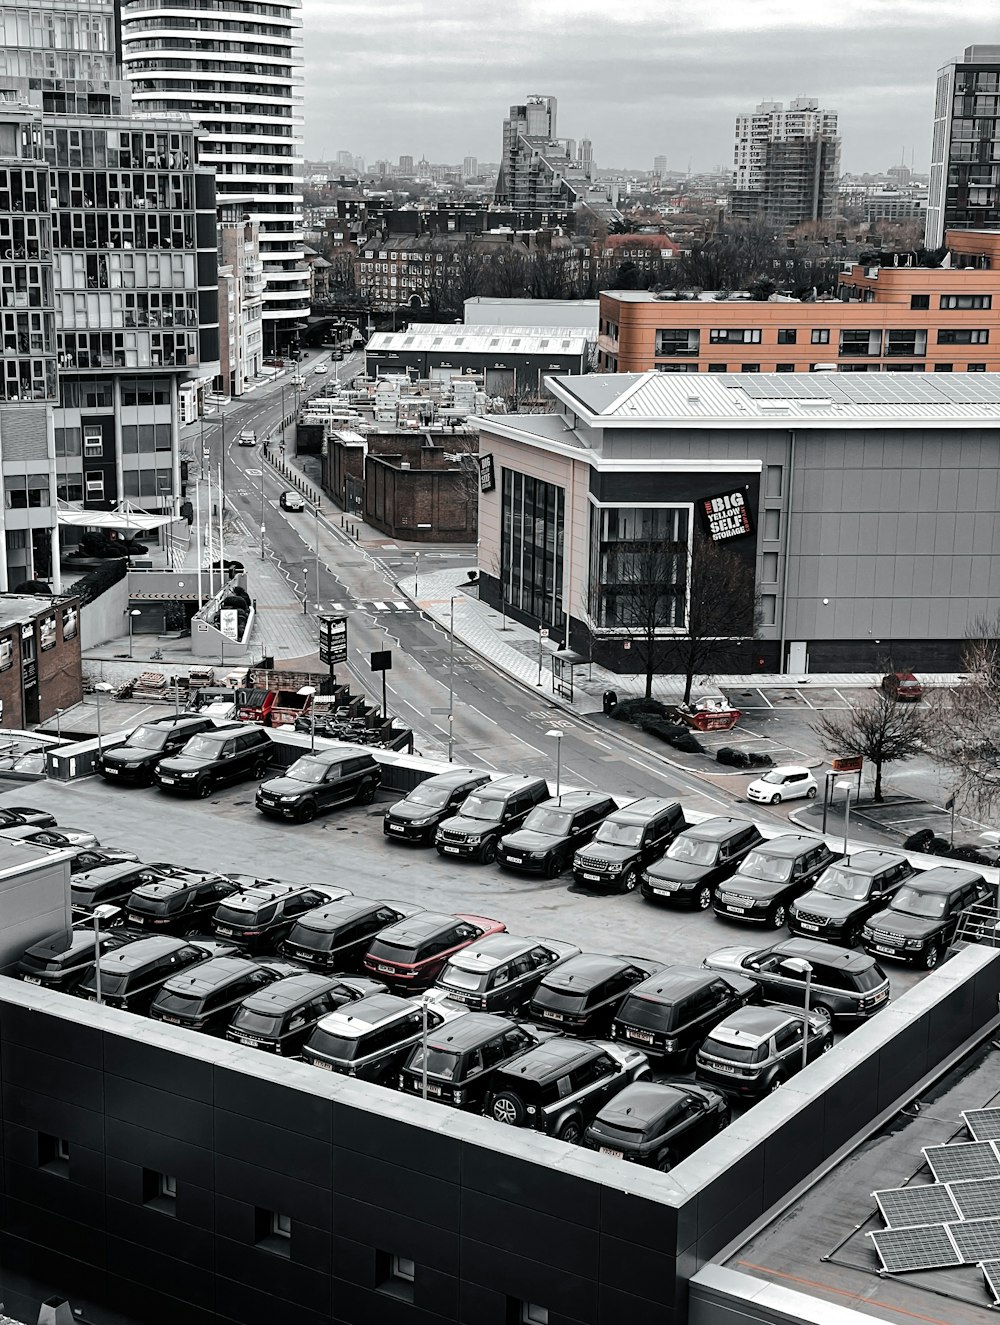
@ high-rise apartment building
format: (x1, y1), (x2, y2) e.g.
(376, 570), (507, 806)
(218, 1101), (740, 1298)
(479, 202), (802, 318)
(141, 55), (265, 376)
(731, 98), (841, 228)
(399, 154), (414, 175)
(463, 156), (478, 179)
(926, 45), (1000, 248)
(495, 95), (593, 208)
(120, 0), (307, 354)
(0, 0), (218, 587)
(654, 154), (668, 173)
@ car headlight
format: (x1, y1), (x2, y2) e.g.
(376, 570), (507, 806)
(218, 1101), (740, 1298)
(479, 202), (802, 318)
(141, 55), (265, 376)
(606, 862), (623, 873)
(465, 834), (482, 845)
(409, 816), (433, 828)
(279, 795), (299, 803)
(662, 1038), (677, 1053)
(907, 938), (924, 949)
(452, 1088), (464, 1104)
(178, 771), (196, 778)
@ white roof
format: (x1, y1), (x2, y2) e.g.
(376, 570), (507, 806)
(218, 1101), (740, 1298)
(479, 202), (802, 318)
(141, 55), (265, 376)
(367, 324), (590, 356)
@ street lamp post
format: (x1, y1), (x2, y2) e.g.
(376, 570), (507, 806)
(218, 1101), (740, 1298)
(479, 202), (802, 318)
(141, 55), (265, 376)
(299, 686), (317, 753)
(835, 778), (854, 855)
(94, 681), (113, 754)
(413, 550), (420, 598)
(85, 903), (120, 1006)
(782, 957), (814, 1072)
(447, 596), (456, 762)
(314, 501), (321, 610)
(546, 729), (564, 802)
(127, 608), (141, 659)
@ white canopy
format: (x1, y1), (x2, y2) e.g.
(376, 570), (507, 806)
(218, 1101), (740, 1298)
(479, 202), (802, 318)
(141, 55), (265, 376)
(56, 500), (179, 531)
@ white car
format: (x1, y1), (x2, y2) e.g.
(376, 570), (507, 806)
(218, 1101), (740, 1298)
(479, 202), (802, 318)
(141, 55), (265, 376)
(746, 766), (818, 805)
(313, 364), (328, 375)
(237, 429), (256, 447)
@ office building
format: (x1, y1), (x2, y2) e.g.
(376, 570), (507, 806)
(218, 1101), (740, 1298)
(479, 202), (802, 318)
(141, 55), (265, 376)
(578, 137), (593, 169)
(495, 94), (593, 209)
(120, 0), (308, 354)
(654, 154), (668, 172)
(398, 154), (414, 175)
(926, 45), (1000, 248)
(731, 97), (841, 228)
(463, 156), (478, 179)
(216, 201), (264, 398)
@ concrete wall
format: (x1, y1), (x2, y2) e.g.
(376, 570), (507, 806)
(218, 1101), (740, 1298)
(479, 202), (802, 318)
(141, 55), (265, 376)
(80, 577), (129, 652)
(0, 843), (72, 972)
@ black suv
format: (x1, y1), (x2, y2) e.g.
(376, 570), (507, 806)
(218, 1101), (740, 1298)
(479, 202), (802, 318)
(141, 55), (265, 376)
(528, 954), (665, 1037)
(226, 972), (383, 1055)
(788, 850), (916, 946)
(435, 774), (550, 863)
(713, 835), (840, 928)
(76, 935), (230, 1011)
(154, 725), (272, 797)
(211, 882), (349, 953)
(572, 798), (685, 893)
(641, 817), (764, 910)
(18, 928), (135, 992)
(256, 747), (381, 822)
(703, 937), (891, 1021)
(695, 1004), (834, 1100)
(486, 1039), (650, 1144)
(584, 1080), (730, 1171)
(495, 791), (617, 877)
(98, 715), (217, 786)
(66, 847), (140, 876)
(610, 968), (757, 1067)
(71, 860), (151, 917)
(862, 865), (990, 969)
(279, 896), (416, 971)
(398, 1013), (543, 1110)
(428, 934), (581, 1014)
(125, 870), (242, 934)
(383, 770), (491, 844)
(302, 993), (456, 1083)
(150, 956), (301, 1033)
(0, 805), (56, 829)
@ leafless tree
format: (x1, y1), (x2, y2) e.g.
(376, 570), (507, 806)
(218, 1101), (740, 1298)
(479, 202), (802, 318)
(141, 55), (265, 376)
(592, 537), (685, 700)
(813, 688), (928, 802)
(926, 614), (1000, 817)
(665, 537), (759, 704)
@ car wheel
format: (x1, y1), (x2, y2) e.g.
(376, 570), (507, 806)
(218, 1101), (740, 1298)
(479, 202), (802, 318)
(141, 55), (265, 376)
(820, 1038), (833, 1054)
(619, 867), (638, 894)
(197, 778), (213, 799)
(252, 760), (268, 780)
(806, 786), (818, 799)
(479, 838), (497, 865)
(770, 793), (782, 805)
(556, 1117), (582, 1146)
(545, 854), (563, 879)
(655, 1149), (675, 1173)
(768, 904), (787, 930)
(924, 942), (941, 970)
(696, 885), (712, 910)
(355, 781), (376, 806)
(768, 1072), (786, 1095)
(812, 1004), (834, 1027)
(490, 1090), (526, 1127)
(298, 801), (317, 824)
(847, 923), (863, 948)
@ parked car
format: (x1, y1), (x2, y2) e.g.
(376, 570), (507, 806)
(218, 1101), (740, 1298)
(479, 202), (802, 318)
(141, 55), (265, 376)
(861, 865), (990, 968)
(76, 936), (233, 1011)
(211, 882), (350, 953)
(788, 850), (917, 946)
(882, 671), (924, 702)
(0, 805), (56, 829)
(427, 934), (581, 1014)
(278, 896), (418, 971)
(703, 938), (891, 1020)
(486, 1038), (651, 1144)
(572, 797), (685, 893)
(71, 860), (151, 916)
(302, 993), (456, 1082)
(65, 846), (140, 876)
(695, 1004), (834, 1100)
(495, 791), (617, 877)
(435, 774), (549, 863)
(279, 490), (305, 511)
(154, 725), (272, 797)
(383, 770), (491, 844)
(713, 835), (840, 929)
(98, 715), (217, 786)
(527, 954), (665, 1037)
(398, 1013), (544, 1110)
(746, 765), (818, 805)
(610, 967), (757, 1067)
(584, 1079), (730, 1171)
(150, 956), (301, 1033)
(226, 972), (383, 1055)
(255, 747), (381, 822)
(18, 928), (135, 992)
(125, 870), (243, 934)
(0, 825), (99, 849)
(641, 817), (764, 910)
(364, 912), (505, 991)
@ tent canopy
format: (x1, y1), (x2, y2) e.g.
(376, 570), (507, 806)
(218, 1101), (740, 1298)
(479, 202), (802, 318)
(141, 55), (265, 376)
(56, 500), (179, 531)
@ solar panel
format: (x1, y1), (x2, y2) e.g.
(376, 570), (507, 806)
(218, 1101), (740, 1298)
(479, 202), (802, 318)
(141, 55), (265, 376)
(924, 1141), (1000, 1184)
(981, 1260), (1000, 1306)
(948, 1177), (1000, 1221)
(869, 1224), (961, 1273)
(949, 1217), (1000, 1263)
(965, 1109), (1000, 1143)
(875, 1184), (958, 1228)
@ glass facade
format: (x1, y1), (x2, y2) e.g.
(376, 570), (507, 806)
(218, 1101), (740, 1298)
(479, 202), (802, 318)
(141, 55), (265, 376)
(589, 506), (689, 630)
(501, 468), (565, 630)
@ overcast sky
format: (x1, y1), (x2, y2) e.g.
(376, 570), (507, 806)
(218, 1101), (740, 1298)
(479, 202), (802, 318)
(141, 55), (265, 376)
(302, 0), (999, 174)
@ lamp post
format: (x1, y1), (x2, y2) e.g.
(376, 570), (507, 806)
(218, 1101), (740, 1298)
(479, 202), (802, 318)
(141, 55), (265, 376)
(94, 681), (113, 754)
(88, 902), (120, 1005)
(835, 778), (854, 856)
(546, 729), (564, 803)
(447, 595), (456, 762)
(299, 686), (317, 753)
(313, 500), (321, 610)
(413, 549), (420, 598)
(127, 608), (141, 659)
(781, 957), (813, 1073)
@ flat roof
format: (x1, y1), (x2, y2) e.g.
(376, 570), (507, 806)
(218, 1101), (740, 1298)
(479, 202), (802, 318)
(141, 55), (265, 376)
(0, 594), (60, 629)
(368, 324), (590, 356)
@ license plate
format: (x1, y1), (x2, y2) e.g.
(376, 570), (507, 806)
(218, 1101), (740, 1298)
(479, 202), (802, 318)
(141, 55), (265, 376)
(652, 886), (670, 896)
(600, 1147), (624, 1159)
(443, 845), (460, 854)
(390, 824), (404, 833)
(312, 1059), (332, 1071)
(22, 975), (40, 985)
(377, 964), (395, 974)
(871, 988), (888, 1002)
(160, 775), (175, 785)
(161, 1015), (180, 1024)
(727, 905), (746, 914)
(874, 944), (895, 955)
(800, 922), (818, 931)
(583, 873), (601, 881)
(507, 856), (523, 865)
(234, 1034), (261, 1046)
(627, 1029), (654, 1044)
(543, 1010), (563, 1021)
(105, 767), (118, 775)
(714, 1063), (736, 1074)
(427, 1083), (441, 1096)
(216, 926), (234, 936)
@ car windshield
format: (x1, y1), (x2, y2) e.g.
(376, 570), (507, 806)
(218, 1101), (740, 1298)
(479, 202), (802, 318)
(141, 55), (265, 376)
(440, 966), (488, 992)
(666, 836), (718, 866)
(405, 784), (451, 809)
(81, 971), (128, 996)
(522, 807), (574, 835)
(309, 1031), (362, 1061)
(816, 867), (871, 901)
(594, 821), (643, 847)
(286, 756), (328, 784)
(854, 965), (887, 992)
(126, 726), (169, 752)
(286, 923), (337, 951)
(759, 771), (792, 786)
(704, 1040), (766, 1064)
(458, 794), (503, 823)
(181, 735), (223, 759)
(367, 938), (417, 963)
(741, 851), (793, 883)
(154, 990), (205, 1016)
(231, 1009), (283, 1036)
(892, 886), (948, 919)
(617, 995), (669, 1032)
(407, 1046), (458, 1080)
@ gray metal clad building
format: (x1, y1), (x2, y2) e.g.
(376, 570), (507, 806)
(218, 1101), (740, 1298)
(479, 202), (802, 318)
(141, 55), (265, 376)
(476, 371), (1000, 675)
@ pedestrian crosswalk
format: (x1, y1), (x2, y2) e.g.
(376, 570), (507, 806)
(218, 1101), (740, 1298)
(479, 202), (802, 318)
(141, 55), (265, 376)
(329, 600), (415, 613)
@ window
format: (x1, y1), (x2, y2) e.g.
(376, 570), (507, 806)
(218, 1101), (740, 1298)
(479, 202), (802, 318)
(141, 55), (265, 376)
(839, 330), (881, 357)
(707, 363), (727, 372)
(500, 469), (565, 632)
(776, 329), (797, 344)
(741, 363), (760, 372)
(940, 294), (991, 309)
(38, 1133), (69, 1177)
(761, 594), (777, 627)
(655, 328), (699, 356)
(589, 506), (689, 631)
(507, 1301), (549, 1325)
(910, 294), (930, 309)
(142, 1169), (177, 1213)
(934, 362), (954, 371)
(968, 363), (987, 371)
(775, 362), (795, 372)
(810, 329), (830, 344)
(765, 465), (783, 499)
(254, 1207), (291, 1257)
(709, 328), (761, 344)
(83, 424), (103, 458)
(937, 329), (989, 344)
(376, 1250), (415, 1302)
(885, 329), (927, 356)
(85, 471), (104, 499)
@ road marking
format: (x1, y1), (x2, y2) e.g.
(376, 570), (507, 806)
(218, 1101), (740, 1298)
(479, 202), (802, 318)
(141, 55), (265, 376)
(626, 756), (728, 807)
(469, 705), (498, 726)
(591, 738), (614, 751)
(371, 601), (389, 611)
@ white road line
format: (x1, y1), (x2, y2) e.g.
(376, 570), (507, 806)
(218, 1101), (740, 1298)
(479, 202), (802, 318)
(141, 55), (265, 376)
(591, 738), (614, 751)
(390, 601), (409, 611)
(469, 705), (498, 726)
(370, 601), (389, 611)
(626, 756), (728, 806)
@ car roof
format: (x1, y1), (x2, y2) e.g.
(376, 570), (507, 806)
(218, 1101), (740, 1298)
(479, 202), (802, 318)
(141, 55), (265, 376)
(840, 850), (907, 874)
(222, 882), (315, 906)
(295, 897), (390, 928)
(904, 865), (984, 891)
(100, 935), (194, 970)
(710, 1005), (795, 1041)
(595, 1080), (693, 1128)
(319, 992), (414, 1035)
(604, 797), (679, 824)
(496, 1038), (600, 1080)
(747, 834), (824, 858)
(532, 790), (612, 811)
(762, 765), (811, 777)
(132, 875), (205, 899)
(161, 956), (260, 992)
(768, 938), (879, 972)
(684, 816), (757, 841)
(239, 973), (342, 1013)
(540, 953), (630, 990)
(413, 769), (486, 790)
(425, 1012), (513, 1051)
(474, 775), (546, 795)
(293, 746), (374, 766)
(377, 911), (465, 943)
(445, 933), (535, 970)
(73, 861), (143, 886)
(626, 967), (717, 1001)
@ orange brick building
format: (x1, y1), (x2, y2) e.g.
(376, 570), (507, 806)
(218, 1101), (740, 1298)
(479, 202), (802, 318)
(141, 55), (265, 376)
(598, 229), (1000, 374)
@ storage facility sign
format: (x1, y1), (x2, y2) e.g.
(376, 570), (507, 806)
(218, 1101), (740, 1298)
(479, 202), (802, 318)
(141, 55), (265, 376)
(479, 453), (496, 493)
(319, 615), (348, 666)
(699, 489), (754, 541)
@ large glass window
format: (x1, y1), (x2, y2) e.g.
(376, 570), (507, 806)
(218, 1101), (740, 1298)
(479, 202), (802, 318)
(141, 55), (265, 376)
(500, 470), (565, 631)
(589, 507), (689, 630)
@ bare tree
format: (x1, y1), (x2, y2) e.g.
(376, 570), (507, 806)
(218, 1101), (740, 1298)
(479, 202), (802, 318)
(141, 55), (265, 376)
(666, 537), (759, 704)
(593, 537), (686, 700)
(813, 689), (927, 802)
(926, 614), (1000, 817)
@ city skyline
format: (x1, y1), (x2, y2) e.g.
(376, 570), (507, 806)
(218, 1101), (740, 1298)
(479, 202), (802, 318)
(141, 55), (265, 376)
(302, 0), (998, 173)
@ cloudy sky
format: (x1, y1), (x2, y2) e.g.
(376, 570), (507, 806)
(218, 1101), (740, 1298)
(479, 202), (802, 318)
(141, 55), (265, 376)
(302, 0), (998, 173)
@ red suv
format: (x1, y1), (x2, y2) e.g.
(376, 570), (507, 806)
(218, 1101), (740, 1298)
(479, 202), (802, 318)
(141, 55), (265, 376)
(881, 672), (923, 702)
(363, 912), (505, 990)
